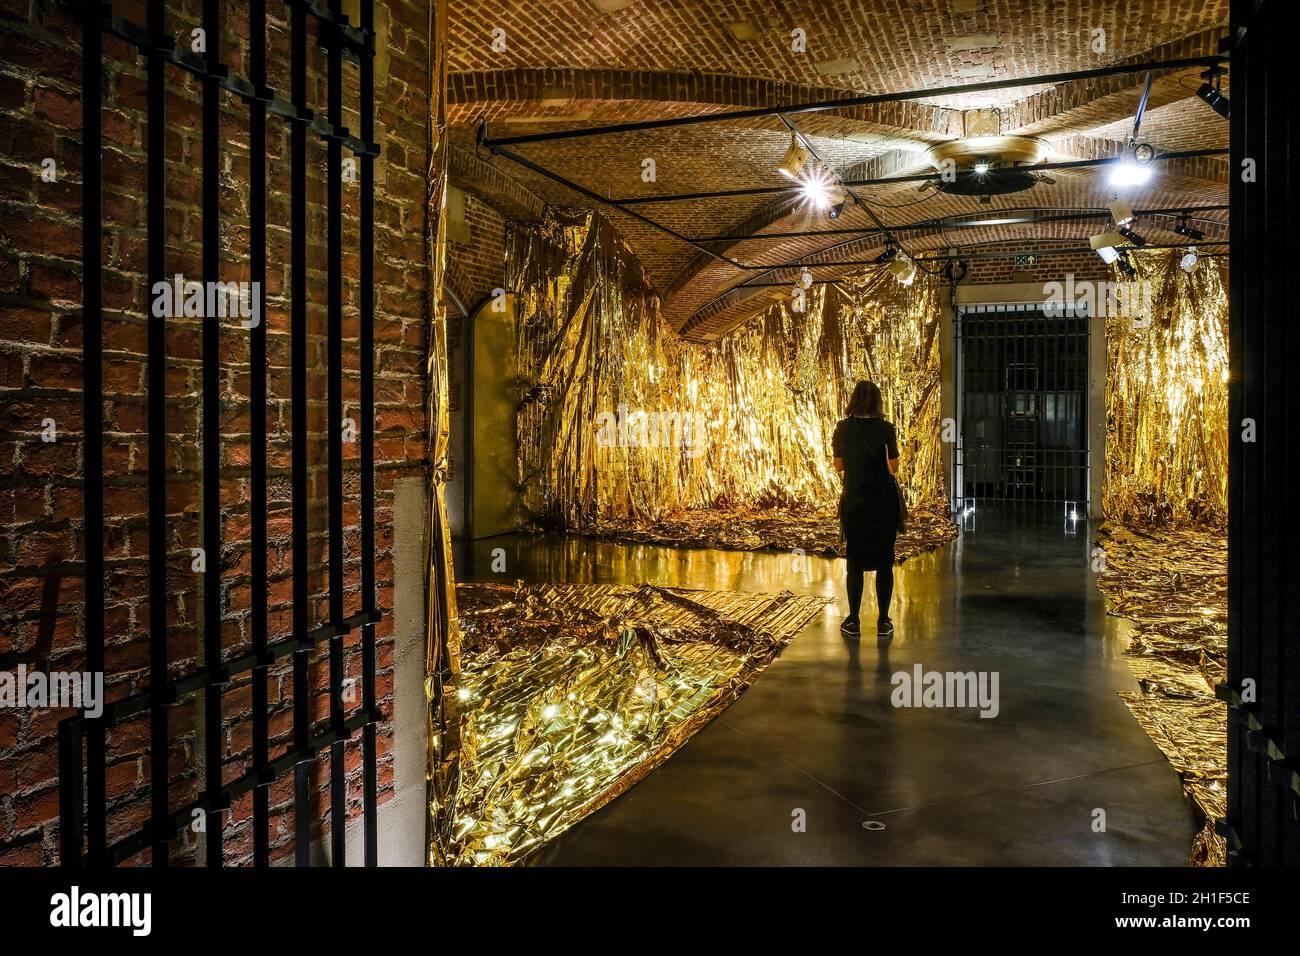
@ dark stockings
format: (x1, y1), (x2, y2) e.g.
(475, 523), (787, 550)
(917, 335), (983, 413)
(846, 558), (894, 622)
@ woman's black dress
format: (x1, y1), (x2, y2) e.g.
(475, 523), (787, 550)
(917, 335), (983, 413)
(832, 416), (900, 571)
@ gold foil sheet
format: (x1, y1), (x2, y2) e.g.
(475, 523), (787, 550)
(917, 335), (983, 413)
(1097, 524), (1227, 866)
(1097, 250), (1229, 865)
(443, 581), (831, 865)
(508, 209), (953, 554)
(1104, 251), (1229, 529)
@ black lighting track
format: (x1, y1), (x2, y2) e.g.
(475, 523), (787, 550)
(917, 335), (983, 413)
(59, 0), (383, 868)
(480, 55), (1227, 149)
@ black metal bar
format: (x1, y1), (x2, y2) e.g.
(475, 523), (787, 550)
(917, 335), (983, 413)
(687, 204), (1232, 244)
(290, 0), (313, 870)
(359, 0), (379, 868)
(80, 0), (107, 868)
(611, 149), (1230, 207)
(483, 55), (1228, 148)
(57, 717), (83, 866)
(325, 0), (347, 868)
(146, 0), (170, 867)
(200, 0), (225, 868)
(249, 0), (271, 868)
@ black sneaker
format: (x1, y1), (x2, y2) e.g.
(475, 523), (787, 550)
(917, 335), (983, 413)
(840, 616), (861, 637)
(876, 618), (895, 638)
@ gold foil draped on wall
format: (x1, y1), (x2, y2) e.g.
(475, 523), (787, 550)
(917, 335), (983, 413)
(423, 0), (462, 867)
(1098, 249), (1229, 865)
(509, 209), (949, 538)
(1104, 250), (1229, 528)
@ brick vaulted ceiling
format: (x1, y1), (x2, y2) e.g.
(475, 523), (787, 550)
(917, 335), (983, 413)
(445, 0), (1231, 339)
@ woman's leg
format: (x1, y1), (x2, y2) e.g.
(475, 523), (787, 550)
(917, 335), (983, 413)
(845, 556), (865, 619)
(875, 562), (894, 622)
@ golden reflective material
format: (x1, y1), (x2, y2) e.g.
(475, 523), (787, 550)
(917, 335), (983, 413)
(1098, 250), (1230, 865)
(509, 209), (953, 555)
(442, 581), (831, 865)
(1104, 251), (1229, 529)
(1097, 524), (1227, 866)
(423, 0), (463, 867)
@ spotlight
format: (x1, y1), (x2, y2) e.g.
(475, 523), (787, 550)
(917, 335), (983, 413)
(1108, 197), (1136, 227)
(1117, 226), (1147, 247)
(973, 158), (991, 175)
(828, 199), (847, 219)
(874, 242), (899, 264)
(1110, 148), (1153, 187)
(801, 176), (830, 209)
(1089, 229), (1127, 264)
(1115, 253), (1137, 278)
(778, 133), (810, 179)
(1173, 217), (1205, 241)
(888, 257), (917, 286)
(799, 270), (814, 289)
(1180, 246), (1199, 273)
(1196, 78), (1230, 119)
(1132, 142), (1156, 166)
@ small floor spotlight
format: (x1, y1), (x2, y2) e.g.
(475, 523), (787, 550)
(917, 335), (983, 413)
(1173, 217), (1206, 241)
(779, 133), (810, 179)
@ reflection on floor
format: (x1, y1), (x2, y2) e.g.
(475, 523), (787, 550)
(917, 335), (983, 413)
(452, 509), (1200, 866)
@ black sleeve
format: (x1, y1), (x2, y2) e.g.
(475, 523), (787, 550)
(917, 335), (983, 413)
(832, 419), (845, 458)
(886, 422), (900, 460)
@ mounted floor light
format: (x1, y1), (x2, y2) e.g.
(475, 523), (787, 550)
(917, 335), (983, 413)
(779, 133), (810, 178)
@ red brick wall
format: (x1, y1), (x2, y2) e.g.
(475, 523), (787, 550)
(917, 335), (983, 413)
(959, 241), (1112, 286)
(0, 0), (431, 865)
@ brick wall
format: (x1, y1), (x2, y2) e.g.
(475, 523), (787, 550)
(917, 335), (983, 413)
(0, 0), (432, 865)
(959, 241), (1112, 286)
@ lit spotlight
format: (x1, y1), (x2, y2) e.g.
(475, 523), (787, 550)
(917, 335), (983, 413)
(1180, 246), (1200, 273)
(779, 133), (810, 179)
(1173, 217), (1205, 241)
(1110, 153), (1152, 187)
(888, 257), (917, 286)
(973, 158), (991, 175)
(1089, 229), (1127, 264)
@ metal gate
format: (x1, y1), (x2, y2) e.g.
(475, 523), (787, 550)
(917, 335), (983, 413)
(60, 0), (382, 866)
(952, 302), (1089, 516)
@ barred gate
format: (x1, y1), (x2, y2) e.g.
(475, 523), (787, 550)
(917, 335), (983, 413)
(59, 0), (382, 866)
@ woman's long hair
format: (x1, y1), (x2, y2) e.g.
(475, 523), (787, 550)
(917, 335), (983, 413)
(845, 380), (884, 418)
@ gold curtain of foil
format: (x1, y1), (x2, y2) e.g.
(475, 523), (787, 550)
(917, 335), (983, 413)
(446, 581), (831, 865)
(422, 0), (462, 867)
(1104, 250), (1229, 529)
(1098, 249), (1229, 865)
(509, 210), (948, 533)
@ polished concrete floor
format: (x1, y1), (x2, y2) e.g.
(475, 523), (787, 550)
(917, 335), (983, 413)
(452, 508), (1199, 866)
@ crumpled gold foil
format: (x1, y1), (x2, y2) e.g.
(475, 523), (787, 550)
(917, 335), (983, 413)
(508, 209), (953, 557)
(1097, 249), (1229, 866)
(442, 581), (831, 865)
(1104, 251), (1229, 529)
(423, 0), (463, 867)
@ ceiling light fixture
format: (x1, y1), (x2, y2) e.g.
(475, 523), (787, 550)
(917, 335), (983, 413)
(1173, 216), (1206, 241)
(1089, 229), (1127, 264)
(1180, 246), (1200, 273)
(874, 242), (899, 264)
(1196, 67), (1230, 119)
(888, 257), (917, 286)
(1108, 197), (1136, 227)
(779, 133), (810, 179)
(1117, 226), (1147, 247)
(973, 158), (991, 175)
(1115, 254), (1137, 277)
(1110, 144), (1154, 187)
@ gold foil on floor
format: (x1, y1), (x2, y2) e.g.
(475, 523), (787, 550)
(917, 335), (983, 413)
(1097, 525), (1227, 867)
(585, 499), (957, 564)
(443, 581), (830, 865)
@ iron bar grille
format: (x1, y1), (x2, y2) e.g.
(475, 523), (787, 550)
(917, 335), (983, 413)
(58, 0), (383, 867)
(952, 303), (1090, 515)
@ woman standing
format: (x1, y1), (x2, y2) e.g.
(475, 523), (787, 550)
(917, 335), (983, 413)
(832, 380), (900, 638)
